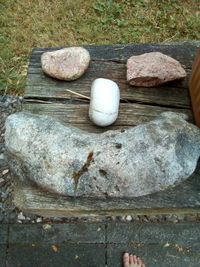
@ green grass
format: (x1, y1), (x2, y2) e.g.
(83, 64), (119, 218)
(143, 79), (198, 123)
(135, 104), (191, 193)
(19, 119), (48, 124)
(0, 0), (199, 95)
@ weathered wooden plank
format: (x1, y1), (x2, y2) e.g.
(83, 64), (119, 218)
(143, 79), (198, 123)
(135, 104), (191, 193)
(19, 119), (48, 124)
(13, 164), (200, 216)
(27, 61), (191, 92)
(30, 41), (200, 68)
(18, 41), (200, 217)
(25, 42), (200, 107)
(26, 61), (192, 108)
(23, 102), (193, 133)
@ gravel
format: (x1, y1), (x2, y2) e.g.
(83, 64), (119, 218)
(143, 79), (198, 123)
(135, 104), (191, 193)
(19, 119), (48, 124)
(0, 95), (200, 224)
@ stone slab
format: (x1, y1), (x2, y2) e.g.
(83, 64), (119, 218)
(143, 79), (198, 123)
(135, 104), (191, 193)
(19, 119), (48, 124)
(9, 223), (105, 243)
(107, 222), (200, 267)
(0, 224), (8, 243)
(7, 243), (105, 267)
(107, 222), (200, 246)
(4, 221), (200, 267)
(0, 244), (6, 267)
(107, 243), (200, 267)
(139, 222), (200, 246)
(107, 223), (141, 243)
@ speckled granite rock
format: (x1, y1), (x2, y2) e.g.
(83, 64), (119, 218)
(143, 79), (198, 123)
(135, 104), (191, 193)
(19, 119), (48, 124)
(127, 52), (186, 87)
(4, 111), (200, 198)
(41, 47), (90, 81)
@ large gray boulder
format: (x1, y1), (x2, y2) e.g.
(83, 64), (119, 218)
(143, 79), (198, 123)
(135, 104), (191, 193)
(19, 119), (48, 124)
(4, 112), (200, 198)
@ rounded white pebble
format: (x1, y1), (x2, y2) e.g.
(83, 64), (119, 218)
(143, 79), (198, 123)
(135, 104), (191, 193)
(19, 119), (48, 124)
(36, 217), (42, 223)
(89, 78), (120, 127)
(125, 215), (132, 222)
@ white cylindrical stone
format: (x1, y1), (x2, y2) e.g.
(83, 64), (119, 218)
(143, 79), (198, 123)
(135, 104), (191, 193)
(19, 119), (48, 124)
(89, 78), (120, 127)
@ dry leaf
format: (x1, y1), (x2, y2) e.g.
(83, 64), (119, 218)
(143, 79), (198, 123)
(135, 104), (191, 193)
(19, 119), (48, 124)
(51, 245), (59, 252)
(43, 224), (52, 230)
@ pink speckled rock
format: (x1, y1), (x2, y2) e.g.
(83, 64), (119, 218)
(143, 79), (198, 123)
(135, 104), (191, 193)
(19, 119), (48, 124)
(41, 47), (90, 81)
(127, 52), (186, 87)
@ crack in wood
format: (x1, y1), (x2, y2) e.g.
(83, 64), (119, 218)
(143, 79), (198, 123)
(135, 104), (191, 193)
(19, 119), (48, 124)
(23, 97), (191, 110)
(91, 58), (126, 64)
(24, 97), (89, 105)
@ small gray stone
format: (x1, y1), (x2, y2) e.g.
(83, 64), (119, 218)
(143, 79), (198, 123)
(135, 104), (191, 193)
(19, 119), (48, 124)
(17, 212), (26, 221)
(1, 192), (8, 199)
(4, 111), (200, 198)
(41, 47), (90, 81)
(176, 214), (185, 221)
(36, 217), (42, 223)
(127, 52), (186, 87)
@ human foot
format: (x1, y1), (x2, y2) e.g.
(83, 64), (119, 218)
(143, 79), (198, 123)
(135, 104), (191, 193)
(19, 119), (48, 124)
(123, 253), (146, 267)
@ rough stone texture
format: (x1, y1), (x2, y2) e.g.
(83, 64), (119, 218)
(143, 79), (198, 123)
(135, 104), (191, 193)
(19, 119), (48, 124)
(8, 223), (105, 267)
(127, 52), (186, 87)
(8, 244), (105, 267)
(9, 223), (105, 243)
(5, 222), (200, 267)
(0, 245), (6, 267)
(0, 225), (7, 267)
(107, 222), (200, 267)
(107, 243), (200, 267)
(0, 224), (8, 243)
(41, 47), (90, 81)
(5, 111), (200, 198)
(107, 222), (200, 246)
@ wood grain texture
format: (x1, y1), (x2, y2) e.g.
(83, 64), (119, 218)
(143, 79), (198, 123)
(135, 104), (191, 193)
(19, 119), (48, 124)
(26, 61), (192, 107)
(30, 41), (200, 67)
(23, 101), (193, 133)
(25, 42), (200, 108)
(13, 165), (200, 217)
(19, 42), (200, 216)
(189, 48), (200, 127)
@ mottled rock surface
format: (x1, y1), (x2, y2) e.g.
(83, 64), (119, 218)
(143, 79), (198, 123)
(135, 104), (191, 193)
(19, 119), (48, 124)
(41, 47), (90, 81)
(5, 112), (200, 198)
(127, 52), (186, 87)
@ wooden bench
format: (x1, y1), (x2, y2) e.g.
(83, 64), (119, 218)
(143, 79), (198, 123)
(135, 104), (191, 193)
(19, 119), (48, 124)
(14, 41), (200, 217)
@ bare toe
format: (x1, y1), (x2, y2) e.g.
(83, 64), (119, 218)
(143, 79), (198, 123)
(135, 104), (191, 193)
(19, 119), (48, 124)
(137, 256), (145, 267)
(129, 254), (134, 265)
(137, 257), (142, 265)
(123, 253), (145, 267)
(123, 252), (130, 267)
(133, 255), (137, 264)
